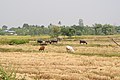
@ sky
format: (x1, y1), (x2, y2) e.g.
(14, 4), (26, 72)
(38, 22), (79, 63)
(0, 0), (120, 28)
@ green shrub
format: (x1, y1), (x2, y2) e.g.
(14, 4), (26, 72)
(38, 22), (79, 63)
(0, 39), (29, 45)
(9, 39), (29, 45)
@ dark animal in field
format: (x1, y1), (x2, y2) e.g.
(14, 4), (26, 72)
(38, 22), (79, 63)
(50, 39), (58, 44)
(37, 39), (43, 44)
(9, 43), (14, 45)
(80, 40), (87, 44)
(45, 40), (52, 44)
(39, 46), (45, 51)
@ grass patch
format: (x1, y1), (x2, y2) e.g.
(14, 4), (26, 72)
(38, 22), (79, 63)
(0, 39), (29, 45)
(0, 35), (50, 41)
(87, 44), (114, 47)
(51, 43), (114, 47)
(0, 65), (17, 80)
(0, 48), (32, 52)
(0, 65), (26, 80)
(0, 38), (10, 45)
(75, 52), (120, 57)
(9, 39), (29, 45)
(0, 48), (41, 53)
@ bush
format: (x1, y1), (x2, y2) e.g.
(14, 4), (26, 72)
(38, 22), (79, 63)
(0, 38), (29, 45)
(9, 39), (29, 45)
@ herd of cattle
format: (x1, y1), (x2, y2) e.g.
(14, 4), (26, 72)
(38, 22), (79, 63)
(37, 38), (59, 45)
(37, 38), (87, 53)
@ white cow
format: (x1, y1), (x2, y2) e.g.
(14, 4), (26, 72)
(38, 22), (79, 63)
(66, 46), (75, 53)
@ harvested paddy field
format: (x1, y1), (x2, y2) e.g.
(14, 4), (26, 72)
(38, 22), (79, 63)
(0, 35), (120, 80)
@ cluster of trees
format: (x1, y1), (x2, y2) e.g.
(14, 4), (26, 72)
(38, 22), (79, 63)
(0, 23), (120, 37)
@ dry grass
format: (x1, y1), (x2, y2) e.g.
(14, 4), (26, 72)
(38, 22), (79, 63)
(0, 52), (120, 80)
(0, 35), (120, 80)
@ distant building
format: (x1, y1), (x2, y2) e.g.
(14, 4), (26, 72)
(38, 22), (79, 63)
(78, 19), (84, 27)
(58, 21), (61, 25)
(3, 29), (16, 35)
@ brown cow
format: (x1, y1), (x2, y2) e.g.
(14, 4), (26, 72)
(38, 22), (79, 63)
(39, 46), (45, 51)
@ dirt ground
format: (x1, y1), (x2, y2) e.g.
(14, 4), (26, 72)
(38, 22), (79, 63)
(0, 51), (120, 80)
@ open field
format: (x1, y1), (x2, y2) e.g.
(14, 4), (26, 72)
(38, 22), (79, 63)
(0, 35), (120, 80)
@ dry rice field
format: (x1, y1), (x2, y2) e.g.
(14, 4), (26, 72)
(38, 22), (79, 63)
(0, 35), (120, 80)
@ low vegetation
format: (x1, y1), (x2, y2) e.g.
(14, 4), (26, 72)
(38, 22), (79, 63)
(0, 38), (29, 45)
(1, 23), (120, 37)
(9, 39), (29, 45)
(75, 52), (120, 57)
(0, 65), (26, 80)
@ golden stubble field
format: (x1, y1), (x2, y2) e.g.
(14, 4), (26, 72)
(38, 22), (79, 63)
(0, 35), (120, 80)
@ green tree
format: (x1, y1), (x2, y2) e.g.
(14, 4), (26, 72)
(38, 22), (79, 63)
(115, 26), (120, 33)
(102, 24), (115, 35)
(0, 29), (5, 35)
(93, 23), (102, 35)
(22, 23), (29, 28)
(49, 25), (61, 38)
(68, 27), (76, 37)
(61, 26), (75, 37)
(2, 25), (8, 30)
(61, 26), (70, 36)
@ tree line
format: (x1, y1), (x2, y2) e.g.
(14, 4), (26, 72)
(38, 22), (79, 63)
(0, 23), (120, 37)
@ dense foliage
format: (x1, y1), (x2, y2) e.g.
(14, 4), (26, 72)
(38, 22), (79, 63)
(0, 23), (120, 37)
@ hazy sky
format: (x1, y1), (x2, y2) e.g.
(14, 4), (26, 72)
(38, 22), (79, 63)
(0, 0), (120, 27)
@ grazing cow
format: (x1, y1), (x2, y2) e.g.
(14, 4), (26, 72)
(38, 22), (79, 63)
(37, 39), (43, 44)
(45, 40), (51, 44)
(80, 40), (87, 44)
(50, 39), (58, 44)
(66, 46), (75, 53)
(39, 46), (45, 51)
